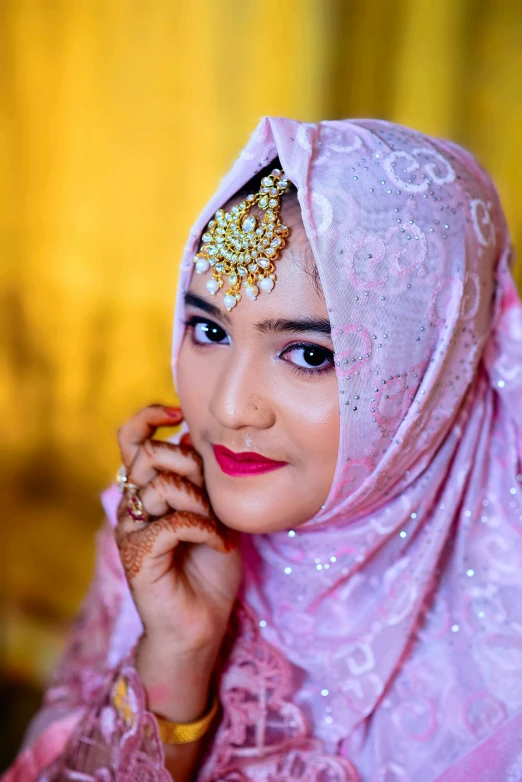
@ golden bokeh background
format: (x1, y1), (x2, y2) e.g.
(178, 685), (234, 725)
(1, 0), (521, 763)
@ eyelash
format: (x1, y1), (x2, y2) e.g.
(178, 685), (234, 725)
(183, 315), (335, 377)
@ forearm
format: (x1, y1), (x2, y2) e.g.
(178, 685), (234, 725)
(135, 633), (222, 782)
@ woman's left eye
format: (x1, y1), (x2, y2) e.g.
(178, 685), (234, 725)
(280, 343), (334, 374)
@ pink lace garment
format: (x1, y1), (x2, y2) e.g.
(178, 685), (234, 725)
(4, 118), (522, 782)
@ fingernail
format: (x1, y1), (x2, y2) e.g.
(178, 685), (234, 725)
(165, 406), (182, 418)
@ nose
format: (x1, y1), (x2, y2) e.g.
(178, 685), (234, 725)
(209, 349), (275, 431)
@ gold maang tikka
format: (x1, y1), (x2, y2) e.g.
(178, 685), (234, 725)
(193, 169), (291, 311)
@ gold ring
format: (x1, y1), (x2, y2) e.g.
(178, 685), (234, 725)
(125, 485), (150, 523)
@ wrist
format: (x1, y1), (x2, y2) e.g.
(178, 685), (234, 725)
(141, 620), (227, 659)
(136, 633), (220, 723)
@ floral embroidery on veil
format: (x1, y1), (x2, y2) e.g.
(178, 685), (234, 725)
(200, 602), (359, 781)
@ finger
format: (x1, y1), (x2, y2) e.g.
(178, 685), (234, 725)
(115, 471), (209, 536)
(117, 404), (183, 466)
(117, 511), (233, 580)
(128, 440), (203, 489)
(116, 488), (151, 533)
(140, 472), (210, 519)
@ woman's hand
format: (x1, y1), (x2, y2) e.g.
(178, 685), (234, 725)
(114, 404), (241, 779)
(115, 404), (242, 658)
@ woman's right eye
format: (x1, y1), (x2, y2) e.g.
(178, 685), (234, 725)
(186, 316), (230, 345)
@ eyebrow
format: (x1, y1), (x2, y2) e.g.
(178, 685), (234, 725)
(255, 317), (331, 336)
(184, 292), (331, 337)
(184, 292), (231, 325)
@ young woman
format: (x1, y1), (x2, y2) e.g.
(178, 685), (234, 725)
(5, 117), (522, 782)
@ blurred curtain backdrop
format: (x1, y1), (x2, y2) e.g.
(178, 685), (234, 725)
(1, 0), (521, 753)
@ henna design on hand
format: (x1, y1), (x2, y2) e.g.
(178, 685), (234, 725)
(115, 470), (210, 527)
(144, 439), (203, 470)
(155, 472), (210, 512)
(117, 511), (218, 580)
(178, 442), (203, 468)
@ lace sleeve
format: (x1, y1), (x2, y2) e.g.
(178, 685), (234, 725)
(40, 647), (171, 781)
(2, 488), (170, 781)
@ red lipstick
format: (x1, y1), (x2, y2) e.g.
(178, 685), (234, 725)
(213, 445), (287, 477)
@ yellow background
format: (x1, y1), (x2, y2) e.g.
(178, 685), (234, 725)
(1, 0), (522, 695)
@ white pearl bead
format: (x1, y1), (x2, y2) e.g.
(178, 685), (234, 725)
(223, 294), (237, 310)
(195, 257), (210, 274)
(245, 285), (258, 301)
(206, 279), (219, 295)
(260, 277), (274, 293)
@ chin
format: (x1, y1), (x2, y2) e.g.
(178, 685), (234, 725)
(206, 483), (285, 534)
(205, 474), (320, 536)
(199, 449), (323, 533)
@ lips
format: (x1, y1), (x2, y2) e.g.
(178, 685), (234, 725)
(213, 445), (287, 477)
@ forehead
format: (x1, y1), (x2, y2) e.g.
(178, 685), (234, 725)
(187, 197), (326, 325)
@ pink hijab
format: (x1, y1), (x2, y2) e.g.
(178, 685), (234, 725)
(172, 118), (522, 781)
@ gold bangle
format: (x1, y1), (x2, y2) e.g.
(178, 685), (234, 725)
(154, 692), (220, 745)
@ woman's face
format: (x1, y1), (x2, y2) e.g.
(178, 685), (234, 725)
(176, 198), (340, 534)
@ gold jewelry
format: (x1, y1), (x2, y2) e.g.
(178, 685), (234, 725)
(194, 169), (291, 311)
(116, 465), (150, 522)
(113, 676), (219, 743)
(154, 692), (219, 744)
(124, 483), (149, 523)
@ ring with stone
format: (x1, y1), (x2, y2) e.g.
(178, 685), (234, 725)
(124, 484), (150, 524)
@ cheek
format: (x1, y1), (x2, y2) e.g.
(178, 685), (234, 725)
(175, 339), (212, 437)
(285, 376), (340, 486)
